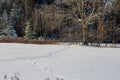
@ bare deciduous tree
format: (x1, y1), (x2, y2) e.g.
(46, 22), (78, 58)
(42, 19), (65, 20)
(68, 0), (109, 45)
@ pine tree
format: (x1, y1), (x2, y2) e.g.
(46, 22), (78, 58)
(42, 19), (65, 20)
(24, 21), (32, 39)
(2, 0), (24, 38)
(6, 0), (24, 38)
(0, 17), (6, 38)
(7, 8), (17, 38)
(0, 10), (9, 38)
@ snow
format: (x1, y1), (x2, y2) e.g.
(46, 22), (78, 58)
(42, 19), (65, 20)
(0, 43), (120, 80)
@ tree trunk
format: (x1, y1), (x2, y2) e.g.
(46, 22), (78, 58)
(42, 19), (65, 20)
(82, 19), (86, 45)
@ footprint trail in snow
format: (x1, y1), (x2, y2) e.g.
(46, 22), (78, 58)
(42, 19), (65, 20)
(0, 44), (77, 80)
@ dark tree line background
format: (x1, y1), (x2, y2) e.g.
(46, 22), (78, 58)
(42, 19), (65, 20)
(0, 0), (119, 45)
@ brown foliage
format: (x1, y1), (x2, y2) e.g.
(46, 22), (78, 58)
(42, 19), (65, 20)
(0, 37), (60, 44)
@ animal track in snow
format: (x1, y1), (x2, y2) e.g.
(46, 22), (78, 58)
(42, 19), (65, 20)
(33, 62), (76, 80)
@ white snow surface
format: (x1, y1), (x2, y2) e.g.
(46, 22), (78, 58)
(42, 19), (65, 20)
(0, 43), (120, 80)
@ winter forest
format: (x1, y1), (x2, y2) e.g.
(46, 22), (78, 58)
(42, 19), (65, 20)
(0, 0), (120, 46)
(0, 0), (120, 80)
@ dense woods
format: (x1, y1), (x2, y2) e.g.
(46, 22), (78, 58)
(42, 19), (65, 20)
(0, 0), (119, 45)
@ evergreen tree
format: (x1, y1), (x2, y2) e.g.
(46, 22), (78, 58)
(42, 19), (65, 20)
(6, 0), (23, 38)
(0, 17), (6, 38)
(7, 8), (17, 38)
(0, 10), (9, 38)
(24, 21), (32, 39)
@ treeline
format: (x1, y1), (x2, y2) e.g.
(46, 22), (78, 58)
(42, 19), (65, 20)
(0, 0), (119, 45)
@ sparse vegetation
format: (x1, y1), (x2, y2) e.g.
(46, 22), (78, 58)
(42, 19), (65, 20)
(3, 73), (65, 80)
(4, 73), (20, 80)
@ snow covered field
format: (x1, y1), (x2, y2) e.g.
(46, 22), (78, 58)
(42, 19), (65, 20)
(0, 43), (120, 80)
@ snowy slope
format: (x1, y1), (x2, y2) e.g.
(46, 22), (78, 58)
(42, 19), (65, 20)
(0, 43), (120, 80)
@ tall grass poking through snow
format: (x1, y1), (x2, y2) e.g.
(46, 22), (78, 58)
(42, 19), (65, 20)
(0, 37), (60, 44)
